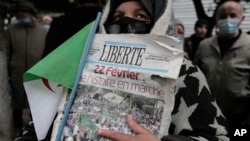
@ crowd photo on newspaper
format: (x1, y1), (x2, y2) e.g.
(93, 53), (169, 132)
(63, 86), (164, 141)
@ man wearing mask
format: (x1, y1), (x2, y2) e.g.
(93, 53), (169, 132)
(194, 1), (250, 140)
(184, 19), (209, 61)
(5, 0), (47, 136)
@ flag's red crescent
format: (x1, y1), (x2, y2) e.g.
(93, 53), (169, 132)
(42, 78), (55, 93)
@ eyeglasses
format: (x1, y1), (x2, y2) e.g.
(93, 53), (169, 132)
(105, 21), (151, 34)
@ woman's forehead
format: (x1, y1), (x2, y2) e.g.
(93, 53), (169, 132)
(115, 1), (145, 12)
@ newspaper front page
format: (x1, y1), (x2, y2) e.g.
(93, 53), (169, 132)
(51, 34), (184, 141)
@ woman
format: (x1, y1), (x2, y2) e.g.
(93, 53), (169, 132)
(174, 19), (185, 41)
(97, 0), (229, 141)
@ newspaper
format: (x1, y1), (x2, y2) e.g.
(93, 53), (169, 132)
(51, 34), (184, 141)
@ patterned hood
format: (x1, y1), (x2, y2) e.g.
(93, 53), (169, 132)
(98, 0), (176, 36)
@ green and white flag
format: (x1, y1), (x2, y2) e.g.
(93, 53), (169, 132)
(78, 114), (97, 138)
(23, 22), (94, 140)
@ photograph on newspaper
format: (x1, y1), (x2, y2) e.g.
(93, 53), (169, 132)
(52, 34), (184, 141)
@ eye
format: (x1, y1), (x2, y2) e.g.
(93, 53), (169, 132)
(135, 14), (148, 20)
(112, 12), (124, 22)
(229, 13), (237, 18)
(217, 13), (228, 19)
(113, 15), (121, 22)
(134, 11), (151, 21)
(178, 30), (184, 34)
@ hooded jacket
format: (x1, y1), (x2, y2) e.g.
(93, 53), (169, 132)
(98, 0), (229, 141)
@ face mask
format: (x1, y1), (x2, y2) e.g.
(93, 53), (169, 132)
(105, 17), (151, 34)
(43, 24), (50, 30)
(17, 17), (31, 25)
(217, 19), (239, 35)
(177, 36), (184, 42)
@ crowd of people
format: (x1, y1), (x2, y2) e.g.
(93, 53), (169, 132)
(63, 86), (162, 141)
(0, 0), (249, 141)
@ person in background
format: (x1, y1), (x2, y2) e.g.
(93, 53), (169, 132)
(194, 1), (250, 140)
(5, 0), (47, 136)
(174, 18), (185, 42)
(42, 0), (103, 57)
(96, 0), (229, 140)
(0, 17), (12, 141)
(174, 18), (188, 58)
(184, 18), (209, 61)
(40, 15), (53, 30)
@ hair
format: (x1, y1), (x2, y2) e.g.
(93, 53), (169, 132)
(16, 0), (37, 16)
(174, 18), (185, 31)
(194, 18), (208, 29)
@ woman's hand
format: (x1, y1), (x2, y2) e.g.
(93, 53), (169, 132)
(98, 114), (161, 141)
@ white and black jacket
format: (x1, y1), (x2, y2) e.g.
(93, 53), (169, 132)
(98, 0), (229, 141)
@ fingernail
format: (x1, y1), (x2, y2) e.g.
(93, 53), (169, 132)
(98, 129), (102, 134)
(128, 114), (133, 120)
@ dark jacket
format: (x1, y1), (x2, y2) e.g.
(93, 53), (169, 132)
(6, 22), (47, 109)
(184, 34), (204, 61)
(43, 6), (102, 57)
(194, 32), (250, 125)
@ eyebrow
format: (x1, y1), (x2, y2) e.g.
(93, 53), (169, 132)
(114, 10), (124, 15)
(115, 7), (148, 14)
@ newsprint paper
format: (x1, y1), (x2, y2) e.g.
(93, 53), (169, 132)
(51, 34), (184, 141)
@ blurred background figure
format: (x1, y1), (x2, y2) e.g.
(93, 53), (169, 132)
(174, 18), (185, 41)
(5, 0), (48, 137)
(184, 18), (209, 61)
(40, 15), (53, 30)
(0, 14), (12, 141)
(42, 0), (103, 57)
(174, 18), (189, 58)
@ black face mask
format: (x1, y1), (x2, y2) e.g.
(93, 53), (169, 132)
(105, 17), (151, 34)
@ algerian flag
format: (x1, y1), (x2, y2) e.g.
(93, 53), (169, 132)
(102, 104), (109, 118)
(78, 114), (97, 138)
(23, 18), (98, 140)
(101, 104), (109, 124)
